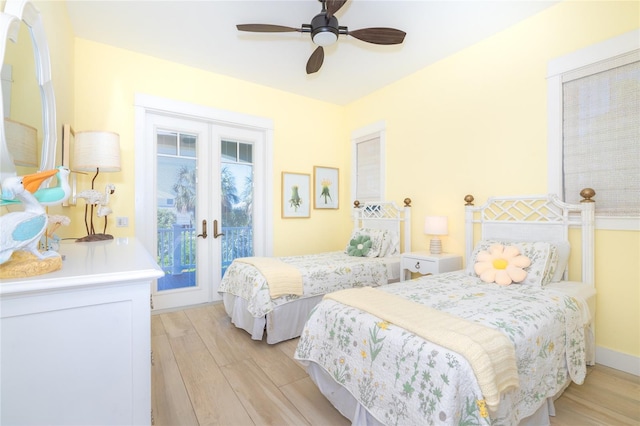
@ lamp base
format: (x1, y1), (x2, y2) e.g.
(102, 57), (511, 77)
(429, 238), (442, 255)
(76, 234), (114, 243)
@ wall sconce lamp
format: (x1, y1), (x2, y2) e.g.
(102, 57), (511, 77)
(424, 216), (448, 255)
(72, 130), (121, 242)
(5, 118), (37, 167)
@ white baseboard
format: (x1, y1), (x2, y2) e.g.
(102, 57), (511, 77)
(596, 346), (640, 376)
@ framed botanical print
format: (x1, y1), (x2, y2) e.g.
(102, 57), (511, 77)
(314, 166), (339, 209)
(282, 172), (310, 218)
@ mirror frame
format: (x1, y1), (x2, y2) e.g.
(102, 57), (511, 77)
(0, 0), (56, 183)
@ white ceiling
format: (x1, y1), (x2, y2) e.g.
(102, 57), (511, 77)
(65, 0), (558, 105)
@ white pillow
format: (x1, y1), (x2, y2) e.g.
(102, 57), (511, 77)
(551, 241), (571, 282)
(378, 230), (400, 257)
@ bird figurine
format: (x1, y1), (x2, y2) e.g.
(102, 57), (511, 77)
(96, 203), (113, 234)
(0, 169), (60, 265)
(43, 214), (71, 252)
(0, 166), (72, 207)
(76, 183), (116, 241)
(32, 166), (72, 206)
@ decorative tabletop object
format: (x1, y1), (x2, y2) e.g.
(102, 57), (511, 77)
(0, 169), (65, 277)
(73, 131), (121, 242)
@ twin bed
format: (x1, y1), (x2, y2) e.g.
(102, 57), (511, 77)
(294, 191), (597, 425)
(219, 198), (412, 344)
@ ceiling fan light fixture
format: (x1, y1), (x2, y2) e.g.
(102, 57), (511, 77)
(312, 30), (338, 46)
(310, 11), (339, 46)
(236, 0), (406, 73)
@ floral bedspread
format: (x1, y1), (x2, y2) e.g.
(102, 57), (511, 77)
(218, 251), (392, 318)
(294, 272), (590, 425)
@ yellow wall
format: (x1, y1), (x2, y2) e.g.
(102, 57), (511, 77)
(345, 1), (639, 359)
(5, 1), (638, 362)
(70, 39), (349, 256)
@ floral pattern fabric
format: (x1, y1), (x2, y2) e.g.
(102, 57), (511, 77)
(295, 272), (590, 426)
(219, 251), (392, 317)
(467, 240), (559, 286)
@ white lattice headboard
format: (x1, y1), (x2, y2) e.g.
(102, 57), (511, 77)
(464, 190), (595, 284)
(353, 198), (412, 254)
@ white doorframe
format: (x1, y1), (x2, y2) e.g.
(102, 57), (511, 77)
(134, 94), (274, 309)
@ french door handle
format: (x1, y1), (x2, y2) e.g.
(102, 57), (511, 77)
(213, 220), (225, 239)
(197, 219), (207, 239)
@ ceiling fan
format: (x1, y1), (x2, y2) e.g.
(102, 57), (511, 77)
(237, 0), (406, 74)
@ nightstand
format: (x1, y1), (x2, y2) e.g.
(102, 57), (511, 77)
(400, 251), (463, 281)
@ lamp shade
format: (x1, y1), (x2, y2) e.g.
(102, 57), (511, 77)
(424, 216), (448, 235)
(73, 131), (121, 172)
(5, 118), (37, 167)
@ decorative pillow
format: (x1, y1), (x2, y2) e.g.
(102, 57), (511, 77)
(467, 239), (557, 286)
(378, 230), (400, 257)
(347, 235), (372, 257)
(345, 228), (388, 257)
(474, 244), (531, 286)
(550, 241), (570, 282)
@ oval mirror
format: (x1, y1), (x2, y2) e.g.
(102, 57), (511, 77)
(0, 0), (56, 184)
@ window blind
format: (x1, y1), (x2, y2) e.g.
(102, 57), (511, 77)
(355, 136), (381, 202)
(562, 51), (639, 216)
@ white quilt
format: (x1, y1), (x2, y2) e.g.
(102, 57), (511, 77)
(295, 272), (590, 425)
(219, 251), (392, 318)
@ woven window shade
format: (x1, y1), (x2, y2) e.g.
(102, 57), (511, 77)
(355, 136), (381, 202)
(562, 51), (639, 216)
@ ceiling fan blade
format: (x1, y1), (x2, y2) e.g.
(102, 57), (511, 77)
(326, 0), (348, 19)
(306, 46), (324, 74)
(236, 24), (301, 33)
(348, 27), (406, 45)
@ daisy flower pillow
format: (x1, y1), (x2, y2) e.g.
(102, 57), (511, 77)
(467, 239), (559, 286)
(474, 244), (531, 286)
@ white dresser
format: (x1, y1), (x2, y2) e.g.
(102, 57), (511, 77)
(0, 238), (163, 425)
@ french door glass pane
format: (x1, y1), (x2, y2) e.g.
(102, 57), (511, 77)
(180, 134), (196, 157)
(157, 131), (177, 155)
(221, 140), (253, 277)
(239, 143), (252, 163)
(156, 130), (197, 291)
(221, 140), (237, 161)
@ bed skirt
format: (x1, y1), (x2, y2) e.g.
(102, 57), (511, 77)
(304, 357), (584, 426)
(223, 292), (324, 344)
(301, 321), (595, 426)
(221, 263), (401, 344)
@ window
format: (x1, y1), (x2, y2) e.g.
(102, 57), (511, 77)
(548, 30), (639, 230)
(351, 121), (386, 203)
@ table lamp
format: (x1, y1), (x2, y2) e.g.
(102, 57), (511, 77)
(424, 216), (448, 255)
(5, 118), (38, 167)
(73, 131), (120, 242)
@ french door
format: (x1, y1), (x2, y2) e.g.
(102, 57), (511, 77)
(135, 95), (273, 311)
(151, 114), (214, 309)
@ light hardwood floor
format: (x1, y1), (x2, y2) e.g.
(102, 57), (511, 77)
(151, 302), (640, 426)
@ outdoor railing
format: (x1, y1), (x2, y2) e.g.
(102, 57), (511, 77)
(157, 225), (253, 278)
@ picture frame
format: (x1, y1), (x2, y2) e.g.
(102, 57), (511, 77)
(314, 166), (339, 209)
(282, 172), (310, 218)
